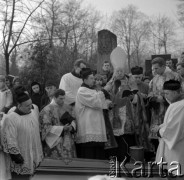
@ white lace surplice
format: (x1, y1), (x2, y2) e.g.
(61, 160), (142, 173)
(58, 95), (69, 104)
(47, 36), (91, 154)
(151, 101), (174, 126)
(2, 109), (43, 175)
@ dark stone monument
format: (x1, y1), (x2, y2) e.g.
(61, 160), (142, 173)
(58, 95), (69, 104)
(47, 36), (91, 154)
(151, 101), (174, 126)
(97, 29), (117, 73)
(151, 54), (171, 61)
(145, 60), (152, 77)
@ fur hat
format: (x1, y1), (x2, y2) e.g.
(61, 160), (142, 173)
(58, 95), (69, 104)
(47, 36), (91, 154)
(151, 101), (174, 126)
(163, 80), (181, 91)
(14, 85), (27, 95)
(16, 92), (30, 104)
(131, 66), (143, 75)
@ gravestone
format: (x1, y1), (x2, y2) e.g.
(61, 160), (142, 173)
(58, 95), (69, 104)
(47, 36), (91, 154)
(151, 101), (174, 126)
(151, 54), (171, 61)
(97, 29), (117, 73)
(145, 60), (152, 77)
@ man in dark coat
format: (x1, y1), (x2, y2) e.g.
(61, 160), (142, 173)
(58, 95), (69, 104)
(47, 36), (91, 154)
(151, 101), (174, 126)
(30, 81), (43, 111)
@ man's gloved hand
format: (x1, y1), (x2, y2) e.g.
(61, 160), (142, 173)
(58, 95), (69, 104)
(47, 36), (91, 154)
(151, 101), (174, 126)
(10, 153), (24, 164)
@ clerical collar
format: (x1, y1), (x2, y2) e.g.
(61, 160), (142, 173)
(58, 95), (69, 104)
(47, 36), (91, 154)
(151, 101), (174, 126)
(81, 83), (94, 89)
(71, 70), (81, 78)
(14, 108), (32, 116)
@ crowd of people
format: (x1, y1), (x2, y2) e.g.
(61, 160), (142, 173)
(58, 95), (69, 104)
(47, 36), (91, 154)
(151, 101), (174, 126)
(1, 57), (184, 180)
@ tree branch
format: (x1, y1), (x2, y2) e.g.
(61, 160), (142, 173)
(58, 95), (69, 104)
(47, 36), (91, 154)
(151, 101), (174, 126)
(5, 0), (16, 53)
(9, 0), (45, 55)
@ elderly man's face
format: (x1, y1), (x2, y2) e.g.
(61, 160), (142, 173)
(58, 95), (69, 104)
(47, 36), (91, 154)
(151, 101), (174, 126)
(164, 90), (179, 103)
(115, 69), (124, 80)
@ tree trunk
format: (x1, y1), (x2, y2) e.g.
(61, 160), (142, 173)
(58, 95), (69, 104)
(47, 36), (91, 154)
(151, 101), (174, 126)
(128, 54), (131, 73)
(5, 52), (9, 75)
(136, 48), (139, 65)
(164, 43), (167, 54)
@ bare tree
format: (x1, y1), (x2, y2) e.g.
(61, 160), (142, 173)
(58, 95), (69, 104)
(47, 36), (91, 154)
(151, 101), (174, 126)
(110, 5), (150, 71)
(149, 15), (176, 54)
(131, 18), (150, 65)
(177, 0), (184, 27)
(32, 0), (62, 47)
(32, 0), (101, 72)
(0, 0), (45, 75)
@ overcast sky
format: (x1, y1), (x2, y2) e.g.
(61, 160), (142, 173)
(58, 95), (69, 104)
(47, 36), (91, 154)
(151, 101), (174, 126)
(84, 0), (184, 41)
(84, 0), (179, 20)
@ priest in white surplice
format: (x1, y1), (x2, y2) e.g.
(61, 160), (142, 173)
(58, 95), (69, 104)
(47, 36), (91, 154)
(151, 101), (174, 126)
(59, 59), (86, 105)
(151, 80), (184, 179)
(2, 92), (43, 180)
(75, 68), (112, 159)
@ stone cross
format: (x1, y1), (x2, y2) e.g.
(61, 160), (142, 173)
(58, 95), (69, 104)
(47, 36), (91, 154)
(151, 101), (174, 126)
(97, 29), (117, 73)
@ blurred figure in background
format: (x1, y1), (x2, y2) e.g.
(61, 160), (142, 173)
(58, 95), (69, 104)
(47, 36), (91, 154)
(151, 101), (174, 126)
(12, 77), (21, 89)
(101, 73), (108, 87)
(30, 82), (43, 111)
(101, 61), (113, 82)
(41, 80), (57, 109)
(5, 76), (12, 89)
(142, 76), (150, 85)
(166, 59), (176, 72)
(94, 74), (103, 91)
(176, 62), (184, 93)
